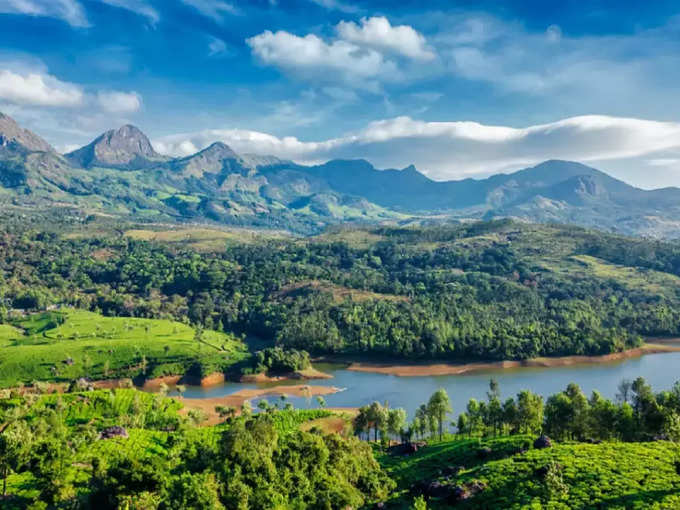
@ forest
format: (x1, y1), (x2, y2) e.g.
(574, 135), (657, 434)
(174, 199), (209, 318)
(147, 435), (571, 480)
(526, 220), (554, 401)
(3, 217), (680, 365)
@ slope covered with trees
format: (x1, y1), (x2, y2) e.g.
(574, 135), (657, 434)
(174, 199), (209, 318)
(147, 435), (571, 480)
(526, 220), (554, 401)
(4, 218), (680, 364)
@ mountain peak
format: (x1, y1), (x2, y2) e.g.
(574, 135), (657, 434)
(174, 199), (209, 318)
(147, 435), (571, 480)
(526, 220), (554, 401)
(199, 141), (237, 157)
(0, 112), (54, 153)
(66, 124), (165, 169)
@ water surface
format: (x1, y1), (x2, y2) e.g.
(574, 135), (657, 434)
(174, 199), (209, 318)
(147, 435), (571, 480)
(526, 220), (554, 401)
(178, 350), (680, 418)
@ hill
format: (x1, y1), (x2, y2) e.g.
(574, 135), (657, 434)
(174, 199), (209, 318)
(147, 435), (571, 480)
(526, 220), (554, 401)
(5, 218), (680, 363)
(379, 435), (680, 509)
(0, 309), (248, 387)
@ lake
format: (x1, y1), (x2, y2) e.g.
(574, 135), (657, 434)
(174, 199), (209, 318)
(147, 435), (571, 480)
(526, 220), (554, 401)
(177, 350), (680, 419)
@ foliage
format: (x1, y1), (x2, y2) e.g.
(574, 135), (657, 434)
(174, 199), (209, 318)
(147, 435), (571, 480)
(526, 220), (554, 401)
(246, 346), (311, 375)
(2, 220), (673, 364)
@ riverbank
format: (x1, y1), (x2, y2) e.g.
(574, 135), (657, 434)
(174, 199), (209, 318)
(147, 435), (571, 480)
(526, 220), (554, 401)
(178, 384), (343, 426)
(345, 343), (680, 377)
(239, 366), (333, 383)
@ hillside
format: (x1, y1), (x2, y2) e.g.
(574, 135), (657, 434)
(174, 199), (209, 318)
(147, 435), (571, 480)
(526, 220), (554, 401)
(0, 309), (248, 387)
(5, 217), (680, 363)
(379, 435), (680, 509)
(3, 113), (680, 236)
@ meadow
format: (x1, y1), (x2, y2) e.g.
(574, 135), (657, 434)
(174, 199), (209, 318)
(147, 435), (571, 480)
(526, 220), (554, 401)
(0, 309), (248, 387)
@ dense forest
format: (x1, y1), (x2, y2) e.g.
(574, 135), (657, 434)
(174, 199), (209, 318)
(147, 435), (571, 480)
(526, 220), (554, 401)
(3, 217), (680, 362)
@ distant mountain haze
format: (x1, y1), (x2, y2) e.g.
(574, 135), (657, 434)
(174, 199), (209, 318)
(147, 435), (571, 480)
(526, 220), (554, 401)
(2, 112), (680, 237)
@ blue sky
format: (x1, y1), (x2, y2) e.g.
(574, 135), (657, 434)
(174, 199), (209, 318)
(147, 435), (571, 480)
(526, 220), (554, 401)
(1, 0), (680, 187)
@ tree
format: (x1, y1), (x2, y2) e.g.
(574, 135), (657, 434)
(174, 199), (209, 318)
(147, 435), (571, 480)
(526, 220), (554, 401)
(387, 408), (407, 441)
(516, 390), (543, 434)
(427, 389), (452, 440)
(316, 396), (326, 408)
(456, 412), (469, 437)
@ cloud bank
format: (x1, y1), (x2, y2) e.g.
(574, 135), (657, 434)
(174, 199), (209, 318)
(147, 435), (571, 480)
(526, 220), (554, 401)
(153, 115), (680, 180)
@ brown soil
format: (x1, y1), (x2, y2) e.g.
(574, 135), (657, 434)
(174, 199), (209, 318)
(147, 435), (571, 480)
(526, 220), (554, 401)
(346, 343), (680, 377)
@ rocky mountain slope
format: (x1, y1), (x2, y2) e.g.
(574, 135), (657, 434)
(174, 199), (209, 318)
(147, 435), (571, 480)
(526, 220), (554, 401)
(2, 112), (680, 237)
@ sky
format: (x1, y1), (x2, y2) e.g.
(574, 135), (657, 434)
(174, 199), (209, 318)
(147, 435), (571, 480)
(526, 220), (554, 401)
(1, 0), (680, 188)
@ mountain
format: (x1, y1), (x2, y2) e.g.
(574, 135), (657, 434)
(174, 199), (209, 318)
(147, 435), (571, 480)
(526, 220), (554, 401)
(65, 124), (168, 170)
(2, 111), (680, 237)
(0, 113), (54, 154)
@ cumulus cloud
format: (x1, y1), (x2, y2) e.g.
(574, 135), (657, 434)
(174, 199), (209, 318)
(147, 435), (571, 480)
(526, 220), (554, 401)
(152, 115), (680, 181)
(337, 16), (435, 60)
(98, 0), (159, 24)
(96, 90), (141, 113)
(0, 69), (84, 107)
(247, 30), (398, 90)
(0, 0), (89, 27)
(181, 0), (238, 21)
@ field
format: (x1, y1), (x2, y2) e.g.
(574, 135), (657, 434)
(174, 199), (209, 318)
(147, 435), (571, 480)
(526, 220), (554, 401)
(378, 435), (680, 509)
(0, 309), (248, 387)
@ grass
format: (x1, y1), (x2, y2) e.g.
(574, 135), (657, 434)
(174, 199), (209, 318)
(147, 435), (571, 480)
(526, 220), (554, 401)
(378, 435), (680, 509)
(0, 309), (248, 387)
(124, 226), (286, 251)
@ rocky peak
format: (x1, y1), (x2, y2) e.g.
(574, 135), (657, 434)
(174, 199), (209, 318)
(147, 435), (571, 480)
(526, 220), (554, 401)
(196, 141), (238, 161)
(0, 112), (54, 153)
(66, 124), (166, 169)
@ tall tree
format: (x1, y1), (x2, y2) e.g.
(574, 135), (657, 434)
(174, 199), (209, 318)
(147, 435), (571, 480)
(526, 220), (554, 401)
(427, 389), (452, 440)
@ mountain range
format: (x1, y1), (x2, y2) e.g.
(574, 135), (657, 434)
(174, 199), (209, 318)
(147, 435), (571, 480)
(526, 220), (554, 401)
(2, 111), (680, 237)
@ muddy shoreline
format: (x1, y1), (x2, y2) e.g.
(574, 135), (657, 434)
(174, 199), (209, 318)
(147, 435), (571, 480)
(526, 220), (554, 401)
(345, 343), (680, 377)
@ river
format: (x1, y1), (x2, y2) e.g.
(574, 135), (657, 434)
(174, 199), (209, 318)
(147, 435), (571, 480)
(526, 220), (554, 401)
(176, 349), (680, 418)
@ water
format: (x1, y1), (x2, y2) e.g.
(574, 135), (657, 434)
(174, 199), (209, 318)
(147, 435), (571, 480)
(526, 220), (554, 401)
(177, 350), (680, 419)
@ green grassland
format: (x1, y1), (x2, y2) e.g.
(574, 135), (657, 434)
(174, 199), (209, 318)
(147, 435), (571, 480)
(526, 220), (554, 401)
(0, 309), (248, 387)
(379, 435), (680, 509)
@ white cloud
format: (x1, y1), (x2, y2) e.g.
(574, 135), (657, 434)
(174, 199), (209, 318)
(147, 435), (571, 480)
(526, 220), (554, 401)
(337, 16), (435, 60)
(308, 0), (358, 13)
(181, 0), (237, 21)
(96, 90), (141, 113)
(153, 115), (680, 182)
(98, 0), (159, 24)
(0, 69), (83, 107)
(208, 37), (229, 57)
(247, 30), (398, 90)
(0, 0), (89, 27)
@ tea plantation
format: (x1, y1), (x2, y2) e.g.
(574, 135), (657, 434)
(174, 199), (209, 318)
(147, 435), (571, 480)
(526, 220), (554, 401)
(0, 309), (248, 387)
(379, 436), (680, 509)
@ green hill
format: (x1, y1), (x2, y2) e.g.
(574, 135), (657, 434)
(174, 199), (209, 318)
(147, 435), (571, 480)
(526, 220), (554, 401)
(0, 309), (248, 387)
(379, 436), (680, 509)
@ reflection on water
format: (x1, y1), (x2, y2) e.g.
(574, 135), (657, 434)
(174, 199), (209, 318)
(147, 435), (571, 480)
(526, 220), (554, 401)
(176, 351), (680, 419)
